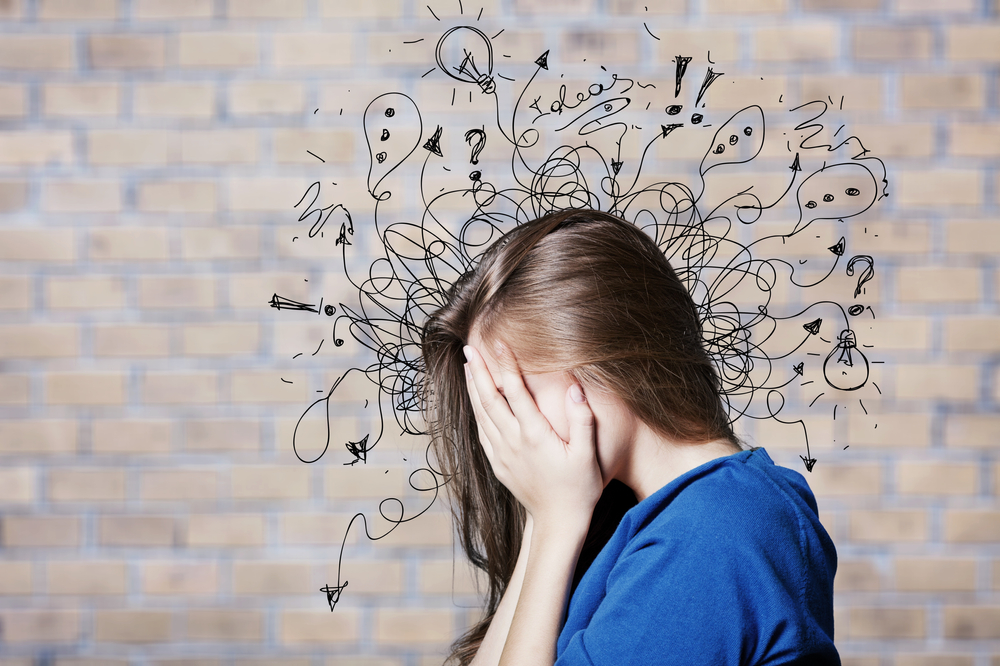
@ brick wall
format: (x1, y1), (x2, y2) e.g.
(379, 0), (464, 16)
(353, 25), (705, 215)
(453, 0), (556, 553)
(0, 0), (997, 664)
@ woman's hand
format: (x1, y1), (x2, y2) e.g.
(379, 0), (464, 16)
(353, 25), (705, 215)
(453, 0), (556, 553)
(463, 343), (602, 533)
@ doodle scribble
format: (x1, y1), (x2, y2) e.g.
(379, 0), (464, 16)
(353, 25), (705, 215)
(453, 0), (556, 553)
(270, 12), (888, 610)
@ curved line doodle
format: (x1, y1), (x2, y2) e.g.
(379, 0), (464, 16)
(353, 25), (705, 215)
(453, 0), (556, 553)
(269, 11), (889, 610)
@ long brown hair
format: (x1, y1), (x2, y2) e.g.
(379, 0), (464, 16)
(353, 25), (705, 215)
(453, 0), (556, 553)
(420, 209), (738, 665)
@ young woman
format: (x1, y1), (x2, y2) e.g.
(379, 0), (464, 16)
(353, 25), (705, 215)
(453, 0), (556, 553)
(421, 209), (839, 665)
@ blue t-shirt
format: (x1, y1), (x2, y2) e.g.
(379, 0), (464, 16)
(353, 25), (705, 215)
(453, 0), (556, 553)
(556, 447), (839, 665)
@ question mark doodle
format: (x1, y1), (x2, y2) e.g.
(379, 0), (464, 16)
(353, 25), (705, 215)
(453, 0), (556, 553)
(846, 255), (874, 298)
(465, 128), (486, 165)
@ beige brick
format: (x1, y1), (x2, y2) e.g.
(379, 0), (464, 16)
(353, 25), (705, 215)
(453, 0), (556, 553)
(143, 562), (218, 595)
(0, 562), (33, 594)
(943, 606), (1000, 638)
(894, 558), (977, 592)
(225, 0), (306, 18)
(803, 0), (878, 8)
(373, 609), (453, 645)
(47, 561), (126, 595)
(834, 559), (880, 592)
(280, 513), (355, 546)
(805, 464), (881, 496)
(944, 511), (1000, 542)
(43, 82), (119, 116)
(0, 0), (22, 18)
(894, 655), (975, 666)
(0, 610), (80, 642)
(273, 33), (352, 68)
(138, 180), (216, 213)
(850, 510), (928, 542)
(945, 318), (1000, 352)
(2, 515), (80, 547)
(326, 466), (408, 499)
(950, 124), (1000, 157)
(848, 607), (925, 639)
(93, 324), (170, 358)
(861, 317), (930, 351)
(232, 466), (310, 500)
(0, 229), (74, 262)
(47, 372), (125, 406)
(95, 610), (171, 643)
(898, 462), (978, 495)
(178, 33), (258, 67)
(895, 0), (976, 11)
(799, 75), (882, 110)
(39, 0), (117, 19)
(559, 30), (639, 64)
(0, 374), (29, 405)
(99, 515), (176, 547)
(0, 131), (74, 166)
(92, 419), (172, 455)
(897, 267), (981, 302)
(755, 25), (837, 61)
(232, 562), (312, 595)
(181, 130), (258, 164)
(47, 275), (125, 309)
(371, 511), (453, 548)
(135, 83), (215, 118)
(850, 124), (934, 159)
(0, 36), (74, 69)
(854, 27), (932, 59)
(186, 609), (263, 641)
(0, 420), (78, 455)
(0, 181), (28, 213)
(230, 370), (309, 403)
(895, 365), (979, 401)
(142, 470), (217, 501)
(229, 81), (305, 115)
(705, 0), (785, 10)
(184, 419), (260, 452)
(88, 129), (178, 166)
(134, 0), (213, 19)
(142, 372), (217, 405)
(227, 177), (306, 211)
(945, 414), (999, 448)
(48, 468), (126, 502)
(947, 220), (1000, 252)
(0, 325), (78, 359)
(901, 75), (984, 110)
(43, 180), (121, 213)
(897, 171), (982, 208)
(608, 0), (685, 12)
(90, 34), (165, 68)
(187, 514), (265, 546)
(180, 228), (258, 260)
(650, 30), (740, 64)
(0, 276), (29, 311)
(330, 560), (405, 595)
(0, 83), (26, 118)
(278, 610), (360, 644)
(946, 26), (1000, 60)
(138, 276), (216, 309)
(0, 468), (33, 503)
(318, 0), (402, 17)
(274, 129), (354, 164)
(89, 227), (169, 262)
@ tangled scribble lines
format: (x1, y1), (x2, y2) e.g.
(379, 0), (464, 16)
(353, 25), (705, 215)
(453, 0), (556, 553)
(268, 11), (887, 610)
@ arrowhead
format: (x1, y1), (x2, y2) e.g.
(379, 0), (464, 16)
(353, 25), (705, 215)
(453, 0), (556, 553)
(793, 362), (804, 376)
(803, 318), (822, 336)
(800, 456), (817, 472)
(535, 50), (549, 70)
(790, 152), (801, 171)
(828, 237), (845, 256)
(611, 160), (622, 175)
(661, 123), (683, 138)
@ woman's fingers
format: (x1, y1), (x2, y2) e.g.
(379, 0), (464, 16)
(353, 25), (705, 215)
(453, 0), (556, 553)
(464, 345), (516, 434)
(492, 342), (553, 439)
(464, 363), (495, 462)
(566, 383), (597, 457)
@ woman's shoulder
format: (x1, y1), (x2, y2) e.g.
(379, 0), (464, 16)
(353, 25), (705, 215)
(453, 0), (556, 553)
(626, 447), (828, 554)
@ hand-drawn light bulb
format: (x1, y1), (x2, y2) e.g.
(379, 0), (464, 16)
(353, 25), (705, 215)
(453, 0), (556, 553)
(435, 26), (495, 94)
(823, 329), (869, 392)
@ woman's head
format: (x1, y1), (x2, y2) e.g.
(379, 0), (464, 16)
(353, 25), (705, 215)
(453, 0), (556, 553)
(420, 208), (736, 664)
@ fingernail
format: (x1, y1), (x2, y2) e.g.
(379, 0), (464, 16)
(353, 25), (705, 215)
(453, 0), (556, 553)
(463, 363), (470, 380)
(462, 346), (472, 362)
(570, 384), (586, 403)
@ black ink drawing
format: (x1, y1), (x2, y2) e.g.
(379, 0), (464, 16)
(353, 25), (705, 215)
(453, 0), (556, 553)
(268, 8), (888, 609)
